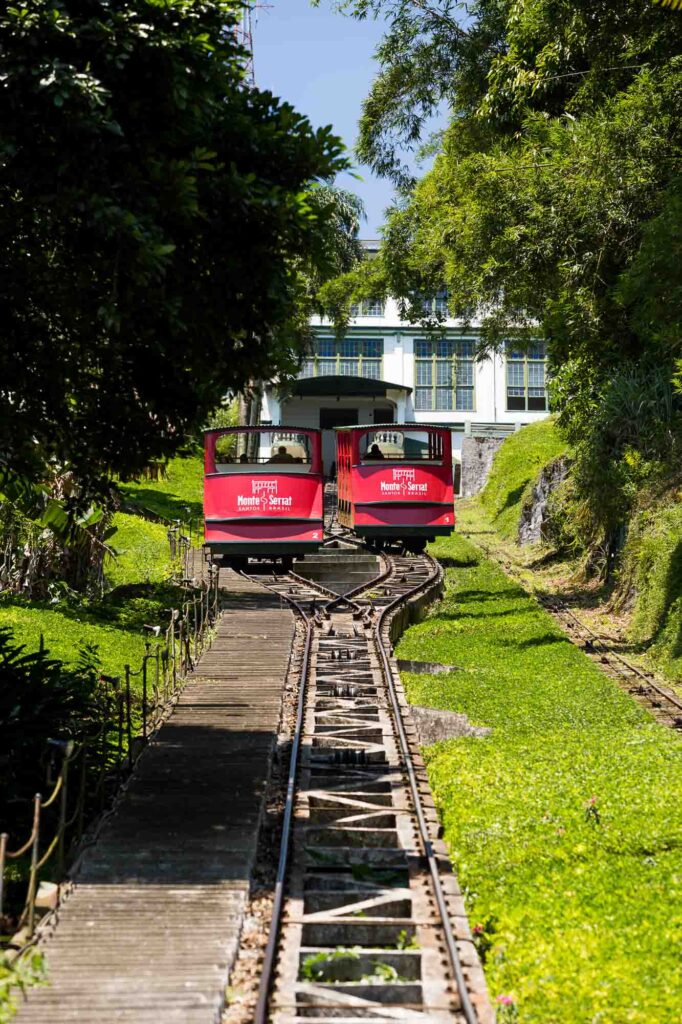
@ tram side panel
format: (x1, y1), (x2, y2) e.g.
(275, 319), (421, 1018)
(204, 471), (324, 553)
(351, 463), (454, 543)
(336, 426), (456, 547)
(203, 427), (324, 563)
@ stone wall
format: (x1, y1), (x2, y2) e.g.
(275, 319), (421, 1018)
(460, 436), (506, 497)
(518, 456), (570, 545)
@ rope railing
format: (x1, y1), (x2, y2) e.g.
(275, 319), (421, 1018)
(0, 549), (220, 954)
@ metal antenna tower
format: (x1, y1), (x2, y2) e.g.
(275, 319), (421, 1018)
(237, 3), (270, 85)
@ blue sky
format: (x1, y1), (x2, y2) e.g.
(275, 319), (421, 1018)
(253, 0), (394, 236)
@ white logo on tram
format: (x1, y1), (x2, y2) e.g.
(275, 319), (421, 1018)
(237, 479), (293, 510)
(379, 467), (427, 496)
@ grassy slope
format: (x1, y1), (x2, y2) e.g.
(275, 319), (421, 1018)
(0, 455), (204, 679)
(623, 502), (682, 682)
(119, 453), (204, 524)
(479, 418), (568, 540)
(471, 420), (682, 684)
(398, 534), (682, 1023)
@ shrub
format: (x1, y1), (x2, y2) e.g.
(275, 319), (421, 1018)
(0, 629), (102, 817)
(617, 501), (682, 680)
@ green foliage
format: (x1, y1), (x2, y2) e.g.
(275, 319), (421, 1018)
(0, 601), (147, 685)
(549, 359), (680, 555)
(317, 250), (390, 335)
(0, 952), (45, 1024)
(105, 514), (174, 587)
(619, 502), (682, 680)
(397, 533), (682, 1022)
(300, 947), (360, 982)
(328, 0), (682, 566)
(0, 0), (355, 497)
(479, 420), (569, 541)
(0, 628), (102, 811)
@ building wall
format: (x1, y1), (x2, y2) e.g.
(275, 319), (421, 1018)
(261, 297), (549, 479)
(306, 299), (549, 429)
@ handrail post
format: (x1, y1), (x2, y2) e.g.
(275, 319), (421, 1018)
(193, 593), (199, 661)
(56, 751), (71, 878)
(76, 746), (87, 843)
(170, 612), (177, 689)
(154, 647), (161, 714)
(26, 793), (41, 936)
(115, 681), (124, 784)
(142, 655), (149, 743)
(124, 666), (132, 761)
(0, 832), (7, 920)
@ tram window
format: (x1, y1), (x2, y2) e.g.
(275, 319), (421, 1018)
(359, 429), (445, 462)
(212, 430), (313, 472)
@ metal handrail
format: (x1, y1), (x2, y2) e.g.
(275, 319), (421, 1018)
(0, 540), (220, 952)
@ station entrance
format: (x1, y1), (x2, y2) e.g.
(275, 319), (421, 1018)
(320, 408), (358, 475)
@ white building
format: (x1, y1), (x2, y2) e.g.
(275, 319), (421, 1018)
(261, 245), (550, 483)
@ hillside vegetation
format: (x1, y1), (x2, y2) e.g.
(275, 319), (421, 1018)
(467, 421), (681, 684)
(398, 533), (682, 1023)
(0, 453), (203, 680)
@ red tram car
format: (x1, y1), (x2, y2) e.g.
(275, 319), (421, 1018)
(336, 424), (455, 553)
(203, 426), (324, 568)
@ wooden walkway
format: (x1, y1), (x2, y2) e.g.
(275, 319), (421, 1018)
(15, 571), (294, 1024)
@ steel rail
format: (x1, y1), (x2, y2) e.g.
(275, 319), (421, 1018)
(543, 597), (682, 715)
(245, 575), (315, 1024)
(244, 546), (479, 1022)
(471, 533), (682, 721)
(373, 554), (480, 1024)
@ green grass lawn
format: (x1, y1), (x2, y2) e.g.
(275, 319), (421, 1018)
(0, 459), (203, 681)
(118, 452), (203, 525)
(105, 512), (175, 587)
(0, 582), (183, 682)
(398, 532), (682, 1023)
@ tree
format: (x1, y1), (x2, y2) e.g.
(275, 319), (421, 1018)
(0, 0), (356, 498)
(320, 0), (682, 553)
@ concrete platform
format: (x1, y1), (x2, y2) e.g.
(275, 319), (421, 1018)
(295, 549), (380, 596)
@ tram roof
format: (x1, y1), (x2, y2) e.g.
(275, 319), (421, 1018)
(203, 424), (320, 434)
(334, 423), (454, 432)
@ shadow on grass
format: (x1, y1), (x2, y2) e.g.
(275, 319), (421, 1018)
(435, 607), (533, 622)
(438, 555), (482, 569)
(499, 633), (573, 650)
(121, 485), (202, 523)
(0, 583), (182, 636)
(452, 588), (525, 602)
(496, 481), (529, 513)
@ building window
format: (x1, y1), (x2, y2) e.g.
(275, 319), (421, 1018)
(506, 342), (548, 411)
(421, 288), (449, 317)
(350, 298), (385, 317)
(302, 338), (384, 379)
(414, 338), (475, 411)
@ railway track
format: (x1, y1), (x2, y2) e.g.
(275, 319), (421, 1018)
(539, 596), (682, 730)
(467, 531), (682, 732)
(240, 547), (491, 1023)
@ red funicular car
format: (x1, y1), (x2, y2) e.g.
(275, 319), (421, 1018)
(203, 426), (324, 569)
(336, 424), (455, 553)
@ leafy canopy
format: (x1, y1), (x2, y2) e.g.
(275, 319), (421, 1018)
(0, 0), (357, 495)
